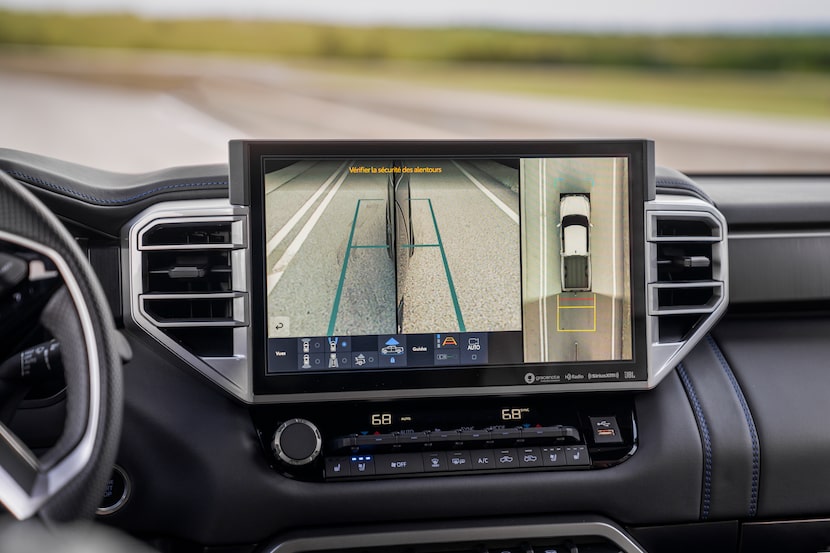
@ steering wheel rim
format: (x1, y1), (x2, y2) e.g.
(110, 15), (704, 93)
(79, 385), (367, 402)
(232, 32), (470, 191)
(0, 169), (122, 522)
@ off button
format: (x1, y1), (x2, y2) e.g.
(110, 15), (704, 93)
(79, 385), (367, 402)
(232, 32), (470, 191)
(375, 453), (424, 475)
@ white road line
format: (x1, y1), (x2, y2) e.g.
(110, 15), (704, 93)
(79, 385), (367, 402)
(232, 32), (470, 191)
(267, 162), (352, 294)
(452, 161), (519, 225)
(266, 161), (349, 256)
(540, 159), (548, 360)
(611, 159), (618, 359)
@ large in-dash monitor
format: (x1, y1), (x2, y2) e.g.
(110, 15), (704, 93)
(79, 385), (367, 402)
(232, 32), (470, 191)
(231, 140), (654, 399)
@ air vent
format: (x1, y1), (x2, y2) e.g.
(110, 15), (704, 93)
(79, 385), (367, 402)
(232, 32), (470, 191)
(646, 203), (728, 375)
(132, 212), (248, 361)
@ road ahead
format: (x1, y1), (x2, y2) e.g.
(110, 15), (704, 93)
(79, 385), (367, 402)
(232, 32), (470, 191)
(1, 49), (829, 172)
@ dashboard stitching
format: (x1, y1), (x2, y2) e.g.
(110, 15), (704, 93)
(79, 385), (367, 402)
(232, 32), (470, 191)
(654, 176), (714, 204)
(677, 362), (712, 520)
(706, 334), (760, 518)
(7, 170), (228, 205)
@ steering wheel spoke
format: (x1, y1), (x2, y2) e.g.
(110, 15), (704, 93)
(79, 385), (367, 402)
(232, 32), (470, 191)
(0, 170), (121, 522)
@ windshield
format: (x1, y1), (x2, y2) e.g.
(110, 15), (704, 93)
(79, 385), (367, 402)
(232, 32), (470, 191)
(0, 1), (828, 173)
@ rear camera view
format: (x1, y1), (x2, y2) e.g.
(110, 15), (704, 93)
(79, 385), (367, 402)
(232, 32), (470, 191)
(520, 157), (632, 363)
(265, 159), (522, 338)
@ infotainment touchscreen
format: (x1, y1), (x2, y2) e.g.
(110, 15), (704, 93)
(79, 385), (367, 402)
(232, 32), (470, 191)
(233, 140), (653, 398)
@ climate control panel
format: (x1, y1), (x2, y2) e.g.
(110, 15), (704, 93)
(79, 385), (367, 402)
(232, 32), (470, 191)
(250, 394), (637, 482)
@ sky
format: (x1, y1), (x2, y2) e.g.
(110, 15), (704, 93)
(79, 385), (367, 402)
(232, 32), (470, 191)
(2, 0), (830, 32)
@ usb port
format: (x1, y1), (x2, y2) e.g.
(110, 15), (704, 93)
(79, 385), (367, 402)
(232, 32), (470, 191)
(597, 428), (616, 437)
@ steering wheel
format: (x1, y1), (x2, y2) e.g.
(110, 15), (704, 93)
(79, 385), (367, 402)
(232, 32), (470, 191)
(0, 169), (123, 523)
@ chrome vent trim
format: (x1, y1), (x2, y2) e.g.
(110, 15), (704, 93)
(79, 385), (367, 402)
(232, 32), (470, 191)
(646, 195), (729, 387)
(124, 200), (252, 402)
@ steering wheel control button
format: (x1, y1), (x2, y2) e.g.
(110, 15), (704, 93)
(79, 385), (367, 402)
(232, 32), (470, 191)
(589, 416), (623, 444)
(97, 465), (131, 516)
(272, 419), (322, 466)
(0, 252), (27, 295)
(565, 446), (590, 466)
(325, 457), (351, 478)
(375, 453), (424, 475)
(541, 447), (566, 467)
(349, 455), (375, 476)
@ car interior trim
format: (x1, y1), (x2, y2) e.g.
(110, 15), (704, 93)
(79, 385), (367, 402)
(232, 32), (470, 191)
(260, 517), (647, 553)
(676, 361), (713, 520)
(123, 199), (253, 402)
(706, 334), (760, 517)
(0, 149), (228, 206)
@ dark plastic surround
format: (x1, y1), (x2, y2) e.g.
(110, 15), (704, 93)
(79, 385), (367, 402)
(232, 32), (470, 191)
(233, 140), (654, 398)
(0, 148), (228, 236)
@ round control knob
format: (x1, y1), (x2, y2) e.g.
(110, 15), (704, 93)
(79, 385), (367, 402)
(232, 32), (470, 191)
(272, 419), (322, 466)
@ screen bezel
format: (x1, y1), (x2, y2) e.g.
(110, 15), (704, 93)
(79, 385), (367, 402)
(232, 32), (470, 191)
(235, 140), (654, 398)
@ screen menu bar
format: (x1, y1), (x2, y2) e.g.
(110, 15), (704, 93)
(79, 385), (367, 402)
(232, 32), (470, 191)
(268, 333), (490, 373)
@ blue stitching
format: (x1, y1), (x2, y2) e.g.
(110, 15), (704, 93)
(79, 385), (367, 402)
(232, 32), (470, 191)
(7, 169), (228, 205)
(707, 334), (760, 518)
(677, 362), (713, 520)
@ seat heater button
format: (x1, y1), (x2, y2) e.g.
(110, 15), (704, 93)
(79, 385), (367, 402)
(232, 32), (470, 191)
(325, 457), (351, 478)
(541, 446), (566, 467)
(565, 445), (590, 466)
(349, 455), (376, 475)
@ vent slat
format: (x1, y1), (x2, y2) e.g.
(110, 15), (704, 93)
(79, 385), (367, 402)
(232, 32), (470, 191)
(138, 219), (243, 357)
(142, 221), (233, 247)
(651, 212), (724, 342)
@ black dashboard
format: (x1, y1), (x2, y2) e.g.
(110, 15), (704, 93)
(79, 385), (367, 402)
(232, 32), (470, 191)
(2, 143), (830, 553)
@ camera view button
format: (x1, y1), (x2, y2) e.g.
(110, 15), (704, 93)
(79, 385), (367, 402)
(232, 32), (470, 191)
(351, 352), (378, 369)
(460, 333), (489, 365)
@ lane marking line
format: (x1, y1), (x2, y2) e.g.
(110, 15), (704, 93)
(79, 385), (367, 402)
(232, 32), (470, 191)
(267, 162), (351, 294)
(327, 199), (364, 335)
(451, 160), (519, 224)
(427, 198), (466, 332)
(266, 161), (349, 256)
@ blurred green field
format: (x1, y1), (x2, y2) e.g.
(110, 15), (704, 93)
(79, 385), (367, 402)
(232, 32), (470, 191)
(1, 10), (829, 119)
(298, 60), (830, 120)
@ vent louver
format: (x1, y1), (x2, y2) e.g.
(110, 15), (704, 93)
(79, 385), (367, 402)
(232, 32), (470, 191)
(646, 202), (728, 377)
(136, 216), (247, 358)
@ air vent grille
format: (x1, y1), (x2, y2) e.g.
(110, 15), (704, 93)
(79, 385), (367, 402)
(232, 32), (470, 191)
(647, 209), (727, 345)
(144, 250), (232, 293)
(142, 221), (234, 248)
(136, 216), (247, 357)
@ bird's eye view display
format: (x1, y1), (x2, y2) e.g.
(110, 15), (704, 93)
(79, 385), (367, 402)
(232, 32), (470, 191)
(262, 154), (631, 374)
